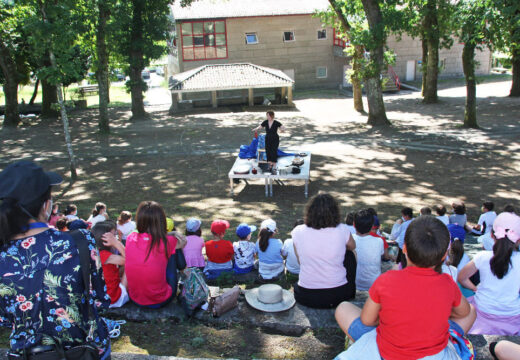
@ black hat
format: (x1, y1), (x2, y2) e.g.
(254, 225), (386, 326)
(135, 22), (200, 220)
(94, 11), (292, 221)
(0, 161), (63, 206)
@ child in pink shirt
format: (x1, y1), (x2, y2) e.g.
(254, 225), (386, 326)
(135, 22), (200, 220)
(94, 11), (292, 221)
(183, 218), (205, 269)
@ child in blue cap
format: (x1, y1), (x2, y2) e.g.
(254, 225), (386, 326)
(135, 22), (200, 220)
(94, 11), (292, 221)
(233, 223), (257, 274)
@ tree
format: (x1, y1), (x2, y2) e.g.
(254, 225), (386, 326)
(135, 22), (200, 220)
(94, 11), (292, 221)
(493, 0), (520, 96)
(359, 0), (391, 125)
(0, 3), (31, 128)
(457, 0), (495, 128)
(319, 1), (365, 113)
(112, 0), (172, 120)
(402, 0), (456, 103)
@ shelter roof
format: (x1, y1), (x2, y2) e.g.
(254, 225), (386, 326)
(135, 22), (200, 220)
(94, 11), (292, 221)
(169, 63), (294, 93)
(171, 0), (329, 21)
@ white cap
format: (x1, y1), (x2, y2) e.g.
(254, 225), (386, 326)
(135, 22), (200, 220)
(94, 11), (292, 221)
(260, 218), (277, 232)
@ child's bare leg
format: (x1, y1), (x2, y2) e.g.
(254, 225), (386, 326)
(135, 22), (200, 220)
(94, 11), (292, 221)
(121, 272), (128, 288)
(335, 301), (362, 341)
(494, 340), (520, 360)
(450, 304), (476, 334)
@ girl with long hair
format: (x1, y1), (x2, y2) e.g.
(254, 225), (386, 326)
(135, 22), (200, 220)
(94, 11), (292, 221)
(125, 201), (186, 308)
(458, 212), (520, 335)
(256, 219), (284, 280)
(87, 202), (108, 228)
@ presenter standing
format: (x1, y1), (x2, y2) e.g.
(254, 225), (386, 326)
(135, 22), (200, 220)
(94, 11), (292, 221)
(252, 111), (285, 174)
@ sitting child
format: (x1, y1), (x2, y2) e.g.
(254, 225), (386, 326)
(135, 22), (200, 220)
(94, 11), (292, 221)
(282, 219), (304, 276)
(55, 217), (68, 231)
(256, 219), (284, 280)
(352, 210), (385, 291)
(449, 200), (467, 227)
(469, 201), (497, 235)
(64, 204), (79, 221)
(184, 218), (205, 269)
(420, 206), (432, 216)
(204, 219), (233, 279)
(334, 216), (475, 360)
(233, 223), (257, 274)
(434, 204), (450, 226)
(458, 212), (520, 335)
(48, 202), (61, 227)
(117, 210), (136, 241)
(344, 212), (356, 236)
(87, 202), (109, 228)
(91, 221), (129, 308)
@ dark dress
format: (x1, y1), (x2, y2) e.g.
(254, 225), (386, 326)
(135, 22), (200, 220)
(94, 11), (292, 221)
(261, 120), (282, 163)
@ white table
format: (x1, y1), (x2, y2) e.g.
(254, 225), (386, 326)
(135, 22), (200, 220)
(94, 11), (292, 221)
(228, 151), (311, 197)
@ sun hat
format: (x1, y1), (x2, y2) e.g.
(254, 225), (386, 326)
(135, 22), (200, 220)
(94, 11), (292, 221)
(493, 212), (520, 243)
(0, 161), (62, 206)
(245, 284), (295, 312)
(236, 223), (257, 238)
(186, 218), (202, 232)
(211, 219), (230, 236)
(260, 219), (276, 233)
(166, 218), (175, 232)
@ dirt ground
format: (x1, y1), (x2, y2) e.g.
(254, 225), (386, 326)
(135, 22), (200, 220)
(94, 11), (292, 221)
(0, 75), (519, 358)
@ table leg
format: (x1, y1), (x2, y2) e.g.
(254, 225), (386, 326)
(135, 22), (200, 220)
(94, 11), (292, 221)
(305, 179), (309, 198)
(230, 178), (234, 196)
(270, 178), (273, 197)
(265, 178), (268, 197)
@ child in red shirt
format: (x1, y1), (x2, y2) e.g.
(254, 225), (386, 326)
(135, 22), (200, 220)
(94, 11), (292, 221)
(334, 216), (476, 360)
(91, 221), (129, 308)
(203, 219), (233, 279)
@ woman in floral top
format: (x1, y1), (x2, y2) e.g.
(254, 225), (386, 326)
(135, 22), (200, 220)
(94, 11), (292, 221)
(0, 161), (111, 358)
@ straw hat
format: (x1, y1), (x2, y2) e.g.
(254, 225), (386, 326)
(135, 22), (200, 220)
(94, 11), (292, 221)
(245, 284), (295, 312)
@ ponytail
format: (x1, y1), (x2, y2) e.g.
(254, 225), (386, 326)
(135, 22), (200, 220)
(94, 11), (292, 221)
(0, 188), (51, 247)
(448, 239), (464, 268)
(92, 202), (106, 217)
(258, 228), (273, 252)
(490, 237), (515, 279)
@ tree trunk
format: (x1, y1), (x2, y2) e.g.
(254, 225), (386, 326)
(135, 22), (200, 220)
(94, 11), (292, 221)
(328, 0), (365, 113)
(421, 37), (428, 97)
(96, 1), (110, 133)
(352, 45), (365, 113)
(510, 48), (520, 97)
(129, 0), (146, 119)
(41, 78), (58, 118)
(29, 78), (39, 105)
(360, 0), (390, 125)
(423, 0), (439, 103)
(38, 1), (77, 180)
(0, 44), (21, 128)
(462, 43), (478, 128)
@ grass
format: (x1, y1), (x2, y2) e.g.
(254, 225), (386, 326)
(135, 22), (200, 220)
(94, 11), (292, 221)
(405, 73), (513, 89)
(0, 82), (131, 108)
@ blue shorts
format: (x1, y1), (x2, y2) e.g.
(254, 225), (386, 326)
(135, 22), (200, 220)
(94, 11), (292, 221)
(347, 317), (465, 342)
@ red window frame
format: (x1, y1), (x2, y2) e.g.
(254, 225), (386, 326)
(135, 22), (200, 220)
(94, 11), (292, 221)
(180, 20), (228, 62)
(333, 28), (350, 48)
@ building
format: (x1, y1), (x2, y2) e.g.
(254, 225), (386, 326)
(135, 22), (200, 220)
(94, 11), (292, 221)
(168, 0), (491, 90)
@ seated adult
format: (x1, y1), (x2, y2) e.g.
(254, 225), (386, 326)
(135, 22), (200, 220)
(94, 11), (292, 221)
(292, 193), (356, 308)
(125, 201), (186, 308)
(458, 212), (520, 335)
(0, 161), (111, 359)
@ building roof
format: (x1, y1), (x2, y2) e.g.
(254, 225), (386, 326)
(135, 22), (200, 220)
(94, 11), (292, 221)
(171, 0), (329, 21)
(169, 63), (294, 93)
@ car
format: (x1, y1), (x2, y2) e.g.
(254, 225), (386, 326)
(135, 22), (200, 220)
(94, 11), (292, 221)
(141, 70), (150, 80)
(155, 67), (164, 76)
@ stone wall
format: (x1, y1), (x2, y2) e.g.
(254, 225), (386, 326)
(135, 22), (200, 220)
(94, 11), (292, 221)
(387, 34), (492, 82)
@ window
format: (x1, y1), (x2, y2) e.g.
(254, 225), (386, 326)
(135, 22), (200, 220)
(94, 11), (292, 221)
(333, 29), (350, 48)
(317, 29), (327, 40)
(283, 31), (295, 42)
(316, 66), (327, 78)
(181, 20), (227, 61)
(246, 33), (258, 44)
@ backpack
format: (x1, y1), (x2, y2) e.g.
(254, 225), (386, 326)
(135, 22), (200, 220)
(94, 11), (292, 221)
(179, 268), (210, 316)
